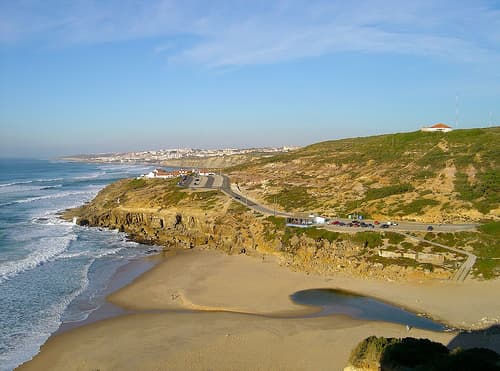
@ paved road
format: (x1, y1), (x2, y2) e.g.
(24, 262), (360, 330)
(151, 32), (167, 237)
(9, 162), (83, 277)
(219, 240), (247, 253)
(204, 175), (214, 189)
(185, 175), (209, 188)
(200, 174), (478, 233)
(183, 173), (479, 281)
(216, 175), (291, 217)
(323, 220), (478, 234)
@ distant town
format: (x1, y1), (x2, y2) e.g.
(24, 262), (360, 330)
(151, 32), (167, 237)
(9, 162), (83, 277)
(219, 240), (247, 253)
(61, 146), (300, 164)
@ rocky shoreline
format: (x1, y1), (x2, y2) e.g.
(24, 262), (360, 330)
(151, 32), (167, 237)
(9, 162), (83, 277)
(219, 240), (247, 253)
(63, 178), (455, 282)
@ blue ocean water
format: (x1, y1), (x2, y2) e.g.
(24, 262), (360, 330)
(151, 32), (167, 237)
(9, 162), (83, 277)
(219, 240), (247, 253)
(0, 159), (156, 371)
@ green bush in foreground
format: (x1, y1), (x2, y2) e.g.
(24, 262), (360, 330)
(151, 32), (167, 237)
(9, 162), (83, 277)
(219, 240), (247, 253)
(349, 336), (500, 371)
(349, 336), (400, 369)
(364, 183), (414, 201)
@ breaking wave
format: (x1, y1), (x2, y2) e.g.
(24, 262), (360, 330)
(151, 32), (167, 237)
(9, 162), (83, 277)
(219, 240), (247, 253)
(0, 234), (77, 284)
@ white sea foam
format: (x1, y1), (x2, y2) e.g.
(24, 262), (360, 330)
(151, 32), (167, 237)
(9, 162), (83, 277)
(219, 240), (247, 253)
(0, 233), (76, 284)
(4, 190), (95, 207)
(0, 161), (151, 370)
(0, 180), (33, 187)
(17, 191), (90, 203)
(40, 184), (63, 190)
(0, 178), (63, 188)
(0, 257), (93, 371)
(2, 192), (91, 208)
(0, 184), (64, 195)
(72, 171), (105, 180)
(34, 178), (63, 182)
(58, 247), (123, 260)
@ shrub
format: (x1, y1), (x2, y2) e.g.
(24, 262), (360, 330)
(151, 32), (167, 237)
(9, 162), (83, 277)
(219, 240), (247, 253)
(384, 232), (405, 245)
(398, 199), (440, 214)
(127, 178), (146, 189)
(349, 336), (399, 368)
(350, 336), (500, 371)
(350, 232), (383, 248)
(479, 221), (500, 238)
(364, 184), (414, 201)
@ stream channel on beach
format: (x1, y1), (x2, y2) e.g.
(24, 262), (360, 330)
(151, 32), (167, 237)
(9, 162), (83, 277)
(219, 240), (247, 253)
(291, 288), (447, 331)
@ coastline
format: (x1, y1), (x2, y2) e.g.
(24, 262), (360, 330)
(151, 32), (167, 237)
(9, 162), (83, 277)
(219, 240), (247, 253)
(55, 253), (163, 335)
(106, 248), (500, 329)
(18, 246), (500, 370)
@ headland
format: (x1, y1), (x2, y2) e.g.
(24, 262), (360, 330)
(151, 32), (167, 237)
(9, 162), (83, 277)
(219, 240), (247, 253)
(19, 128), (500, 370)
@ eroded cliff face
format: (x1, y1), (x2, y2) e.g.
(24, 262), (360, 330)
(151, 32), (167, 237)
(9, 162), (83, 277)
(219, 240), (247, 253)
(63, 178), (451, 282)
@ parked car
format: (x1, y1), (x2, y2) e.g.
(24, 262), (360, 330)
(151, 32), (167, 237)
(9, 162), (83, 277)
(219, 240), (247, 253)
(374, 220), (380, 225)
(380, 224), (390, 229)
(427, 225), (434, 231)
(331, 220), (340, 225)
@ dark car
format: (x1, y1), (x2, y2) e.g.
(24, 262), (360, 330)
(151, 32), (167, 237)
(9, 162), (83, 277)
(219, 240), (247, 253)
(381, 224), (390, 229)
(427, 225), (434, 231)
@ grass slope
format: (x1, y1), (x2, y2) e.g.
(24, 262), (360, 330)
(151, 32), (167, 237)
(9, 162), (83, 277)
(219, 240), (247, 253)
(229, 127), (499, 221)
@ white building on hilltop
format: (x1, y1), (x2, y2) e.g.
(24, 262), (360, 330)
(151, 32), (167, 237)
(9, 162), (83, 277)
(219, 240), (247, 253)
(421, 123), (453, 133)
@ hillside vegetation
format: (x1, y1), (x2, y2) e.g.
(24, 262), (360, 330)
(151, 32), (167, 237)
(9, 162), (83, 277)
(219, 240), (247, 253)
(65, 178), (456, 282)
(229, 127), (499, 223)
(347, 335), (500, 371)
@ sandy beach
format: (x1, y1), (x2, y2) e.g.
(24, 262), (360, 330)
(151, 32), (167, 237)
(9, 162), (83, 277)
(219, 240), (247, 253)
(19, 248), (500, 371)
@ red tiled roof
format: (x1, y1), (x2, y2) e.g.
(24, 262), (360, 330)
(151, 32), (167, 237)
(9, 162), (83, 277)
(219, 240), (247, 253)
(431, 123), (452, 129)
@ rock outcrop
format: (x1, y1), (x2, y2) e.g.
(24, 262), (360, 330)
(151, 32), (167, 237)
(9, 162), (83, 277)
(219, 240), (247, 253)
(63, 178), (453, 282)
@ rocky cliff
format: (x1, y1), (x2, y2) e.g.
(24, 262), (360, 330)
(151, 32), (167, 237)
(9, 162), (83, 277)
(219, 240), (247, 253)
(63, 178), (456, 282)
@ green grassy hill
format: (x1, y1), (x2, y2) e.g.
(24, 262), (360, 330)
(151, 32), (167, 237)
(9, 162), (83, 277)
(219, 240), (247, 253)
(229, 127), (499, 222)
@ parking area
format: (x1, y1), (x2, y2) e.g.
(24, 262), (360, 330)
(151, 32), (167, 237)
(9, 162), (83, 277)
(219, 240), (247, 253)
(322, 219), (473, 233)
(180, 175), (209, 188)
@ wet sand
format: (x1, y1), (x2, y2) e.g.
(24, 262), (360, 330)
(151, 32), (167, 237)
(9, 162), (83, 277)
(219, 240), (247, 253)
(19, 248), (500, 370)
(56, 254), (162, 335)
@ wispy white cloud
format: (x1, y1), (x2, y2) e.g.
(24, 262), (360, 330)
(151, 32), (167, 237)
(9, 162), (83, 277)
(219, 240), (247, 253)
(1, 0), (499, 66)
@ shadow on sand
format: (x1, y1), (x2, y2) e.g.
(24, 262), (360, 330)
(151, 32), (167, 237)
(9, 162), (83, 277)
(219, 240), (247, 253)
(448, 324), (500, 354)
(358, 326), (500, 370)
(380, 325), (500, 370)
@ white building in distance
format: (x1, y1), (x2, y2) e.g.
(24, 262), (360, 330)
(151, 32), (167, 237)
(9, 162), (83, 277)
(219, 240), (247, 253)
(421, 123), (453, 133)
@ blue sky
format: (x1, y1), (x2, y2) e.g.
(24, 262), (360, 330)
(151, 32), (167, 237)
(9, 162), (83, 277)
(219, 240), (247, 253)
(1, 1), (499, 157)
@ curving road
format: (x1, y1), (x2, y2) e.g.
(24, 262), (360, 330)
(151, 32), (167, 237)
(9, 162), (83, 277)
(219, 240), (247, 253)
(201, 174), (478, 233)
(184, 173), (479, 280)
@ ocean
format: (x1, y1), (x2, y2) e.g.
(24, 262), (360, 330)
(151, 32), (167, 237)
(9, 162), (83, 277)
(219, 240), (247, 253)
(0, 159), (156, 371)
